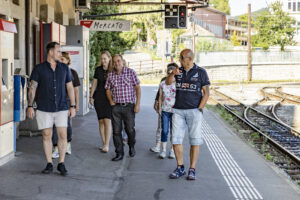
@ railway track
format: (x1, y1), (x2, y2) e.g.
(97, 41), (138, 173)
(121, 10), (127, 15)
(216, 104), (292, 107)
(276, 87), (300, 102)
(210, 88), (300, 183)
(252, 98), (278, 118)
(261, 87), (300, 105)
(260, 87), (300, 137)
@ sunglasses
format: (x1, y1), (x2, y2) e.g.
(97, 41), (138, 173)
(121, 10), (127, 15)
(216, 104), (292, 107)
(180, 55), (189, 60)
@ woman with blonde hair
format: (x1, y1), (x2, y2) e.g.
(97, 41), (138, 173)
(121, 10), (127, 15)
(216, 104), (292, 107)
(90, 51), (113, 152)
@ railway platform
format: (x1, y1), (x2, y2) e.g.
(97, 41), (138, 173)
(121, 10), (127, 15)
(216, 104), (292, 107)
(0, 86), (299, 200)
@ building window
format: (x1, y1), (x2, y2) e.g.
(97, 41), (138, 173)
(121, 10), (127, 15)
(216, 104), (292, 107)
(0, 14), (6, 20)
(288, 2), (291, 10)
(298, 2), (300, 11)
(12, 0), (19, 5)
(293, 2), (296, 11)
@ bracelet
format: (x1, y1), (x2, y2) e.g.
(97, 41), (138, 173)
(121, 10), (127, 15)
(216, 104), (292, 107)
(28, 105), (33, 108)
(70, 105), (76, 108)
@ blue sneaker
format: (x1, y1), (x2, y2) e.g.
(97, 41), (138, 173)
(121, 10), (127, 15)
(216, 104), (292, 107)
(169, 165), (185, 179)
(187, 168), (196, 180)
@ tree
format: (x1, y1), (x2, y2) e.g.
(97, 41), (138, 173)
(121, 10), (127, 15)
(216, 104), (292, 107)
(252, 1), (296, 51)
(251, 11), (273, 50)
(269, 1), (296, 51)
(238, 8), (268, 27)
(238, 14), (253, 28)
(195, 38), (233, 52)
(210, 0), (230, 15)
(120, 5), (163, 44)
(230, 31), (240, 46)
(172, 29), (186, 58)
(85, 2), (136, 80)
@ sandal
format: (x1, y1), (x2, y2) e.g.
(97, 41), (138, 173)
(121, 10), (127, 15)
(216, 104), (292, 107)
(101, 146), (109, 153)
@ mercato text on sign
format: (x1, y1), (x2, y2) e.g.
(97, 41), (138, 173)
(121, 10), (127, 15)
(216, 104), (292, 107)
(80, 20), (131, 31)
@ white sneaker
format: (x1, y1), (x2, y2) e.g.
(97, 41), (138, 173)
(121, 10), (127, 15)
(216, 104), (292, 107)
(52, 147), (59, 159)
(66, 143), (72, 155)
(169, 149), (175, 159)
(150, 146), (160, 153)
(123, 138), (128, 145)
(159, 151), (166, 159)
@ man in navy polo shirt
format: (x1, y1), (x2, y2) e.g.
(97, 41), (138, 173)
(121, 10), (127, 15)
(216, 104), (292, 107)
(26, 42), (76, 176)
(166, 49), (210, 180)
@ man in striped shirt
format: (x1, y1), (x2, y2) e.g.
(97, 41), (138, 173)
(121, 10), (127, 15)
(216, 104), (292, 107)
(105, 54), (141, 161)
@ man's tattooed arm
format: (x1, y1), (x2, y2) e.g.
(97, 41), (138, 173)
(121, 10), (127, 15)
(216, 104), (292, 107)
(28, 80), (38, 106)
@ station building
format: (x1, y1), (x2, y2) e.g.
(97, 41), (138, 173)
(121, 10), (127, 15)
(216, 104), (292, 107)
(0, 0), (90, 166)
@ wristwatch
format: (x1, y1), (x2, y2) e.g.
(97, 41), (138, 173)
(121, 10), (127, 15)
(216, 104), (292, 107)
(70, 105), (76, 109)
(198, 108), (203, 113)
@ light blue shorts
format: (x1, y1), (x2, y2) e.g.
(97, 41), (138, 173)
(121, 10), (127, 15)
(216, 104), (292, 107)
(172, 108), (204, 146)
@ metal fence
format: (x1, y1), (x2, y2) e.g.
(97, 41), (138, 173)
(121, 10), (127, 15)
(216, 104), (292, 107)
(127, 60), (163, 75)
(196, 51), (300, 67)
(195, 51), (300, 81)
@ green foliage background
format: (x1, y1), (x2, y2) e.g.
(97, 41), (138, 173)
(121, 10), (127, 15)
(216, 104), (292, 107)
(210, 0), (231, 15)
(252, 1), (296, 50)
(87, 0), (163, 80)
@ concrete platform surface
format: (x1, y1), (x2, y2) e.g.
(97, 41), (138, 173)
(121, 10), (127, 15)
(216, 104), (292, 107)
(0, 86), (299, 200)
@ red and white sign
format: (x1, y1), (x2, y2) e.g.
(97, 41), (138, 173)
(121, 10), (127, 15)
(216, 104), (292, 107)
(0, 19), (17, 33)
(80, 20), (131, 32)
(67, 51), (80, 55)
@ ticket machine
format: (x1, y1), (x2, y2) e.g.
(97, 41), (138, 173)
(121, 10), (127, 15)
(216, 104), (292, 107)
(62, 25), (90, 116)
(0, 19), (17, 166)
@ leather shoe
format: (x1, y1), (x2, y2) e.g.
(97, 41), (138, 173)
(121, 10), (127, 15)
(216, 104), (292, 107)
(42, 163), (53, 174)
(57, 162), (68, 176)
(129, 147), (136, 157)
(112, 154), (123, 161)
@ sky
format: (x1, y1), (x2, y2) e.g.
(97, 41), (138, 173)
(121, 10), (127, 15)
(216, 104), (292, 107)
(229, 0), (274, 16)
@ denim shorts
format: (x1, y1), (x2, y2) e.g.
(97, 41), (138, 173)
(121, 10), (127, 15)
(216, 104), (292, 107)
(172, 108), (204, 146)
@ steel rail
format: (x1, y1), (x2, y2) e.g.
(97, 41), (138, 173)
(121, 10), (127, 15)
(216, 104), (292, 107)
(275, 86), (300, 102)
(262, 87), (300, 105)
(210, 90), (300, 166)
(272, 101), (300, 138)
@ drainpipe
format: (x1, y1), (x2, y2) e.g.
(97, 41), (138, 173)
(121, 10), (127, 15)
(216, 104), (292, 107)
(25, 0), (30, 75)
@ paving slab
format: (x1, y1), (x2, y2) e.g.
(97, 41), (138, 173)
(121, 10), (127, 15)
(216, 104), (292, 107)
(0, 86), (299, 200)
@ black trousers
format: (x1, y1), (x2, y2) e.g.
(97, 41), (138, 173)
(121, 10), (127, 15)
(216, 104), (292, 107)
(112, 104), (136, 155)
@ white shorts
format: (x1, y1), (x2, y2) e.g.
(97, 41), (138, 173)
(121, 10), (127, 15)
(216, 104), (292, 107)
(36, 110), (69, 130)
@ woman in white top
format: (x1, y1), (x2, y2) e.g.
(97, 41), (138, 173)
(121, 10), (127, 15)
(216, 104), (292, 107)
(158, 63), (179, 159)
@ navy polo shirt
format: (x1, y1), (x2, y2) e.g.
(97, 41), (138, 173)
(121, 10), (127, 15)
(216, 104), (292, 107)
(174, 64), (210, 109)
(30, 61), (73, 112)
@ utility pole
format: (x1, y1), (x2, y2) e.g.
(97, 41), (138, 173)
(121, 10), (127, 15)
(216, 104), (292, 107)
(248, 4), (252, 81)
(162, 30), (166, 75)
(192, 11), (195, 53)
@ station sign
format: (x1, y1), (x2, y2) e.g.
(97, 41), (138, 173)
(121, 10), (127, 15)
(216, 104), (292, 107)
(80, 20), (131, 32)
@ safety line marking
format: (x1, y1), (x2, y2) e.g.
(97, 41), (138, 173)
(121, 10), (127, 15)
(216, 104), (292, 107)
(203, 121), (263, 200)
